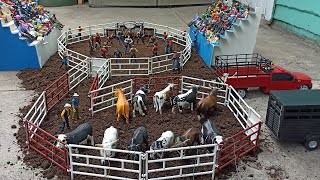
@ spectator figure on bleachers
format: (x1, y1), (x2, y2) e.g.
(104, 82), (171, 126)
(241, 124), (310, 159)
(17, 20), (37, 41)
(95, 32), (101, 48)
(60, 51), (68, 70)
(114, 48), (123, 63)
(124, 36), (133, 54)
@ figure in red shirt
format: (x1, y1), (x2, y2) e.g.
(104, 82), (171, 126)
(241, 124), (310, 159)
(95, 33), (101, 48)
(163, 32), (168, 41)
(147, 35), (157, 47)
(166, 38), (174, 54)
(152, 43), (159, 60)
(100, 47), (108, 58)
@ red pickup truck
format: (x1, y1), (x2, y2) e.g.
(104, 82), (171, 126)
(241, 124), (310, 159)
(214, 54), (313, 98)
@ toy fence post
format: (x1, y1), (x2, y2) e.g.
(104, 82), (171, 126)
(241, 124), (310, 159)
(148, 58), (152, 75)
(24, 120), (30, 149)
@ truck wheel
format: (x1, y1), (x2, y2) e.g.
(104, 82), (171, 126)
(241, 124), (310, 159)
(304, 139), (319, 151)
(299, 85), (309, 90)
(236, 89), (247, 99)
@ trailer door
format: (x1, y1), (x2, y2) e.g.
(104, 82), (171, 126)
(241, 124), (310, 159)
(270, 73), (295, 90)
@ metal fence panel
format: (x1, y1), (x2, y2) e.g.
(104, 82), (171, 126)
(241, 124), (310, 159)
(45, 73), (69, 111)
(69, 60), (90, 90)
(145, 144), (218, 180)
(68, 144), (143, 180)
(97, 59), (111, 88)
(90, 79), (133, 115)
(110, 58), (149, 76)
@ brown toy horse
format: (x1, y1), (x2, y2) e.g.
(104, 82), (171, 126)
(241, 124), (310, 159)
(114, 88), (130, 124)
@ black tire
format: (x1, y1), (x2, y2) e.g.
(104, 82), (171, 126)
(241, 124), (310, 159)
(304, 138), (319, 151)
(235, 89), (247, 99)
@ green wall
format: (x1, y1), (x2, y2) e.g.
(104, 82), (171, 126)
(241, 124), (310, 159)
(273, 0), (320, 43)
(38, 0), (77, 7)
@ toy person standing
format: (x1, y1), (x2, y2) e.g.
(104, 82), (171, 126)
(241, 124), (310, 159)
(60, 103), (71, 133)
(152, 43), (159, 60)
(136, 31), (145, 44)
(129, 45), (138, 63)
(88, 36), (94, 55)
(147, 35), (157, 47)
(60, 51), (68, 70)
(95, 32), (101, 48)
(124, 36), (133, 55)
(167, 38), (173, 54)
(114, 48), (122, 63)
(71, 93), (79, 123)
(77, 26), (84, 40)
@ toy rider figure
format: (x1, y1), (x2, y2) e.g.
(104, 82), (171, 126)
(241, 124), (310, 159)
(114, 48), (123, 63)
(129, 45), (138, 62)
(60, 103), (71, 133)
(147, 35), (157, 47)
(95, 32), (101, 48)
(60, 51), (68, 70)
(124, 36), (133, 54)
(71, 93), (79, 123)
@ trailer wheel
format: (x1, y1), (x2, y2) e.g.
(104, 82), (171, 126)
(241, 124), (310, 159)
(299, 84), (309, 90)
(236, 89), (247, 99)
(304, 138), (319, 151)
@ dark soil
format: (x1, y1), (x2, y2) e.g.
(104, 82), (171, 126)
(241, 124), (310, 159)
(17, 39), (253, 180)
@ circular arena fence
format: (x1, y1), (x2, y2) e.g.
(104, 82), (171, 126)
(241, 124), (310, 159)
(23, 21), (262, 180)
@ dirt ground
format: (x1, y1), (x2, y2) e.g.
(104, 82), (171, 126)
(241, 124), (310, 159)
(16, 40), (252, 179)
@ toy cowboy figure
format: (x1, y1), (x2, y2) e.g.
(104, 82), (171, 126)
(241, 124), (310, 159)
(95, 32), (101, 48)
(165, 37), (174, 54)
(114, 48), (122, 63)
(71, 93), (79, 123)
(152, 43), (159, 60)
(147, 35), (157, 47)
(60, 103), (71, 133)
(124, 36), (133, 54)
(136, 30), (145, 44)
(100, 47), (109, 58)
(129, 45), (138, 63)
(116, 30), (125, 45)
(77, 26), (84, 40)
(60, 51), (68, 70)
(106, 34), (113, 45)
(88, 36), (94, 55)
(163, 32), (168, 41)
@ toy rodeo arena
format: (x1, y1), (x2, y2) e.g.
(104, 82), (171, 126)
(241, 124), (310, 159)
(1, 0), (320, 180)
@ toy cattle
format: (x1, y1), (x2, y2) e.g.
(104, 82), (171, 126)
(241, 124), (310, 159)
(56, 123), (94, 154)
(172, 128), (200, 156)
(132, 86), (149, 117)
(114, 88), (130, 124)
(201, 119), (223, 153)
(95, 126), (118, 165)
(172, 85), (199, 113)
(153, 83), (176, 114)
(150, 131), (175, 159)
(127, 126), (148, 160)
(196, 84), (218, 119)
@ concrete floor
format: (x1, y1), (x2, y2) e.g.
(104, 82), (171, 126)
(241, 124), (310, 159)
(1, 4), (320, 180)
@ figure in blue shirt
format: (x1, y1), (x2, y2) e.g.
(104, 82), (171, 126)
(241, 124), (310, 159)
(71, 93), (80, 123)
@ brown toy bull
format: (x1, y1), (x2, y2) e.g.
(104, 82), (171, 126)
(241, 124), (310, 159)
(172, 128), (200, 156)
(196, 84), (218, 120)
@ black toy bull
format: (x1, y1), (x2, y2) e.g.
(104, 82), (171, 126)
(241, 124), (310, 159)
(56, 123), (94, 155)
(127, 126), (148, 160)
(172, 85), (198, 113)
(201, 119), (223, 153)
(132, 86), (149, 117)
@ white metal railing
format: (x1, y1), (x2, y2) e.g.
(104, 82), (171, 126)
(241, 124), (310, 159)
(89, 79), (133, 115)
(110, 58), (149, 76)
(69, 59), (90, 90)
(23, 91), (47, 136)
(150, 53), (176, 74)
(97, 59), (111, 88)
(180, 76), (228, 105)
(68, 144), (143, 180)
(145, 144), (218, 180)
(226, 86), (261, 142)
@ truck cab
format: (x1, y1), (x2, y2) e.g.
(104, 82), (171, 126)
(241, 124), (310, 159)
(214, 54), (313, 98)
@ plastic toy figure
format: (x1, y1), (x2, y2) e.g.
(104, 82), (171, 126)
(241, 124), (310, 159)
(152, 43), (159, 60)
(88, 36), (94, 55)
(166, 38), (173, 54)
(105, 34), (113, 45)
(147, 35), (157, 47)
(95, 32), (101, 48)
(129, 45), (138, 62)
(114, 48), (122, 63)
(60, 51), (68, 70)
(77, 26), (84, 40)
(163, 32), (168, 41)
(124, 36), (133, 54)
(136, 31), (145, 44)
(60, 103), (71, 133)
(116, 30), (125, 45)
(100, 47), (108, 58)
(71, 93), (79, 123)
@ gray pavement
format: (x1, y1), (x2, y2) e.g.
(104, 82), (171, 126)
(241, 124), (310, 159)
(1, 3), (320, 180)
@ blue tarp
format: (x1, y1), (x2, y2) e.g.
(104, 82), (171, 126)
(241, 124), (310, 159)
(189, 25), (214, 67)
(0, 25), (39, 71)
